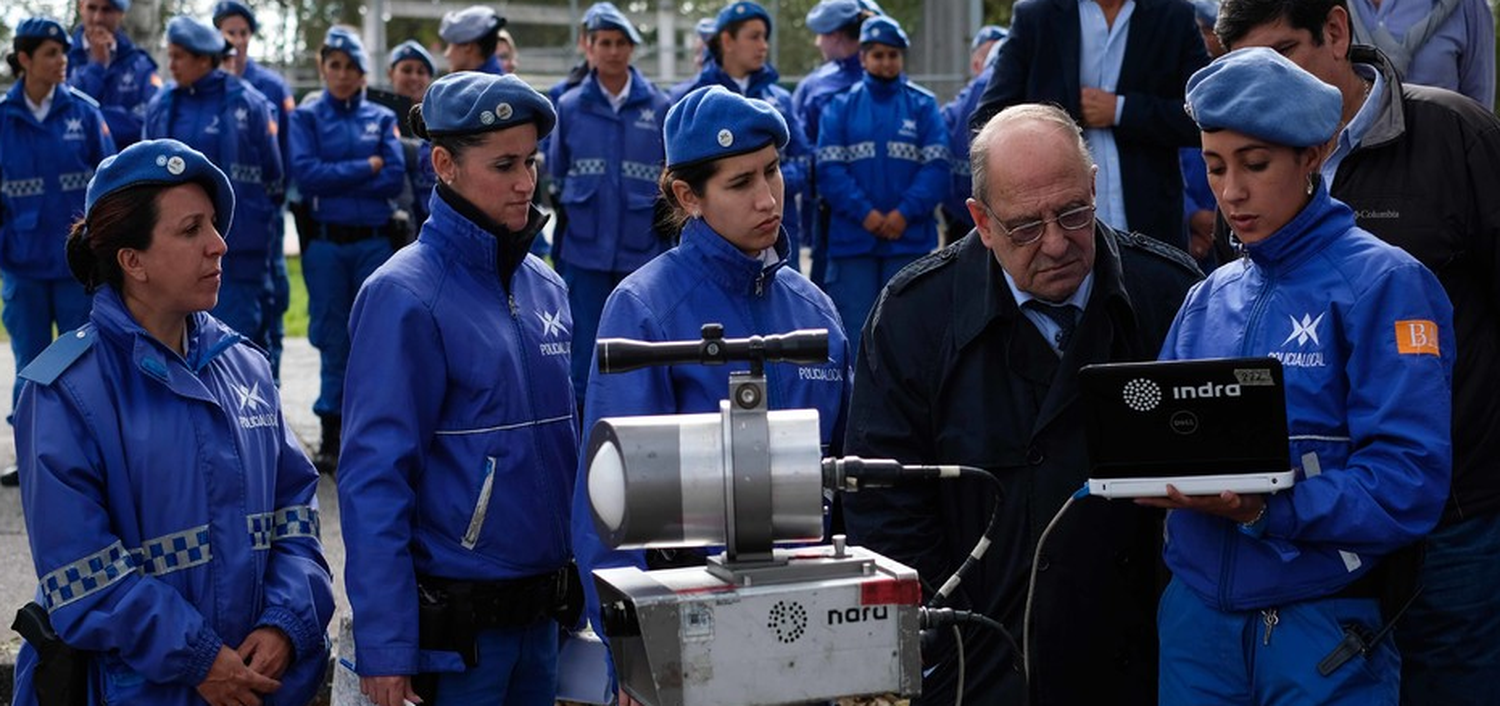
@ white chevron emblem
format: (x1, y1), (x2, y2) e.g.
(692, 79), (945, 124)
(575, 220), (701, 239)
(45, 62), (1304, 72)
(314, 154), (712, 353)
(1283, 312), (1325, 348)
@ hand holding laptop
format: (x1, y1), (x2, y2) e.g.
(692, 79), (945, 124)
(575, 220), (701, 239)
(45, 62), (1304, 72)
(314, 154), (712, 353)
(1135, 485), (1266, 523)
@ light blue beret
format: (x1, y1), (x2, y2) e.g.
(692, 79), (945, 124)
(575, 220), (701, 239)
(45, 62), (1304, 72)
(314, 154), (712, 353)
(1185, 47), (1342, 148)
(86, 139), (235, 235)
(857, 0), (885, 15)
(860, 15), (907, 49)
(421, 72), (556, 139)
(583, 2), (620, 25)
(716, 1), (773, 38)
(105, 0), (129, 11)
(440, 6), (505, 45)
(970, 24), (1007, 51)
(16, 17), (70, 48)
(585, 3), (643, 45)
(1192, 0), (1219, 26)
(665, 85), (789, 168)
(388, 39), (434, 74)
(212, 0), (257, 33)
(322, 27), (369, 73)
(167, 16), (229, 57)
(806, 0), (862, 34)
(695, 17), (718, 41)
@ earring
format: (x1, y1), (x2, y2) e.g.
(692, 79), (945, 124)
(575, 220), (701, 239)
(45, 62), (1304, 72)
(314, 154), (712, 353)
(690, 208), (702, 219)
(1305, 172), (1317, 196)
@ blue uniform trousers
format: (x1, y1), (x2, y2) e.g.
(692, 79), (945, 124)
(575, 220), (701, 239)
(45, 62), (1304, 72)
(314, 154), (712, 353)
(211, 277), (268, 343)
(261, 247), (291, 382)
(824, 254), (921, 357)
(433, 621), (558, 705)
(1159, 576), (1398, 706)
(563, 266), (628, 409)
(1397, 511), (1500, 706)
(303, 237), (392, 417)
(1, 273), (91, 419)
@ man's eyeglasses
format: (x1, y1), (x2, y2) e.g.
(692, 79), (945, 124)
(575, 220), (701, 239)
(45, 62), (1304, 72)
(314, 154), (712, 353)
(980, 202), (1096, 246)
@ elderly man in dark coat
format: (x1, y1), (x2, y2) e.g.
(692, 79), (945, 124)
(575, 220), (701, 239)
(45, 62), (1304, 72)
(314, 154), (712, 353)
(843, 103), (1200, 705)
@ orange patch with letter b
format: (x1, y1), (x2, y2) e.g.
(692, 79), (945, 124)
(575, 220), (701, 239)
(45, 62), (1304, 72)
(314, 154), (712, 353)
(1395, 320), (1441, 356)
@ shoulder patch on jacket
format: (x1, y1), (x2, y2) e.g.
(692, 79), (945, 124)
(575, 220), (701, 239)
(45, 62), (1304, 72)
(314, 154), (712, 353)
(1117, 231), (1202, 277)
(66, 86), (101, 109)
(885, 239), (963, 295)
(19, 326), (96, 386)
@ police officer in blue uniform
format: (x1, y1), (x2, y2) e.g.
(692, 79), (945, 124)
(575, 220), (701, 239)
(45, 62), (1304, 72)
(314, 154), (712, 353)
(144, 16), (283, 356)
(382, 41), (438, 233)
(571, 85), (851, 683)
(66, 0), (160, 147)
(214, 0), (298, 381)
(1149, 48), (1454, 705)
(550, 3), (671, 410)
(10, 138), (332, 706)
(0, 17), (117, 487)
(671, 1), (813, 269)
(940, 26), (1005, 240)
(817, 16), (949, 353)
(440, 6), (507, 75)
(289, 27), (405, 474)
(793, 0), (877, 286)
(340, 72), (579, 706)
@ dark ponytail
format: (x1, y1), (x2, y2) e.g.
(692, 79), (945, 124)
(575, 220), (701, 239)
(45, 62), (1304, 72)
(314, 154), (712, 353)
(66, 184), (163, 293)
(408, 102), (429, 140)
(6, 36), (48, 79)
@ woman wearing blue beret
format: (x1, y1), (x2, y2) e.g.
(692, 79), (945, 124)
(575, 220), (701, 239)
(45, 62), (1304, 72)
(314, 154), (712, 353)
(288, 27), (406, 475)
(816, 15), (949, 355)
(439, 6), (506, 75)
(570, 85), (851, 700)
(670, 1), (813, 270)
(338, 72), (579, 706)
(144, 16), (284, 374)
(1142, 47), (1454, 704)
(0, 18), (115, 458)
(10, 139), (332, 706)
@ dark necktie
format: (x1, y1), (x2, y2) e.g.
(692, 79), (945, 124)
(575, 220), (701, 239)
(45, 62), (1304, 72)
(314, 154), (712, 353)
(1026, 301), (1079, 351)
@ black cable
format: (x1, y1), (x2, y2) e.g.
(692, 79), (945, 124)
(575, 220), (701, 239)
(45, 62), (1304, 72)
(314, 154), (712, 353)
(926, 466), (1004, 608)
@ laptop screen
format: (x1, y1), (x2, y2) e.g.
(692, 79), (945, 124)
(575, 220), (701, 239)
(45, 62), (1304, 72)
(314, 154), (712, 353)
(1079, 357), (1290, 479)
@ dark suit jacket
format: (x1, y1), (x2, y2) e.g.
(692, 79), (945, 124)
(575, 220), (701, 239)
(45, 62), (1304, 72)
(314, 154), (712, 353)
(843, 226), (1201, 705)
(971, 0), (1209, 249)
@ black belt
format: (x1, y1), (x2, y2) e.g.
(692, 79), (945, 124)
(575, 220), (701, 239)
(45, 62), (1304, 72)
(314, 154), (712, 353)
(418, 567), (578, 630)
(316, 223), (387, 244)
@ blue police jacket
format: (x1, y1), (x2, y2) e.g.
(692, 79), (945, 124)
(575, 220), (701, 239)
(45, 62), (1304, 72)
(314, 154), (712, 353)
(242, 60), (295, 180)
(550, 67), (671, 274)
(476, 54), (505, 76)
(0, 82), (116, 279)
(144, 70), (283, 283)
(289, 89), (405, 228)
(792, 53), (861, 145)
(11, 286), (333, 706)
(670, 59), (811, 249)
(570, 218), (852, 632)
(66, 28), (160, 147)
(817, 73), (950, 258)
(940, 64), (994, 230)
(338, 188), (577, 677)
(1159, 186), (1454, 611)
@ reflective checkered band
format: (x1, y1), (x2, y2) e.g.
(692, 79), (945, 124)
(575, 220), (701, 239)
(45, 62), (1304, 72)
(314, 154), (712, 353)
(568, 159), (606, 178)
(2, 178), (45, 198)
(887, 141), (920, 161)
(130, 525), (211, 577)
(40, 541), (134, 610)
(952, 159), (972, 177)
(816, 145), (849, 163)
(229, 163), (263, 185)
(273, 505), (320, 541)
(921, 144), (951, 164)
(621, 161), (660, 183)
(58, 171), (93, 192)
(847, 142), (876, 161)
(787, 153), (812, 170)
(247, 512), (274, 551)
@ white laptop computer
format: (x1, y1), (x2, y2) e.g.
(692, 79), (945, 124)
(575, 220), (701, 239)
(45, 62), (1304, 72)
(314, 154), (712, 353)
(1079, 357), (1296, 498)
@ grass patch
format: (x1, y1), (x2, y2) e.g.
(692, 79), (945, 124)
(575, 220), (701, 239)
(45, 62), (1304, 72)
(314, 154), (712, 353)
(0, 257), (310, 341)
